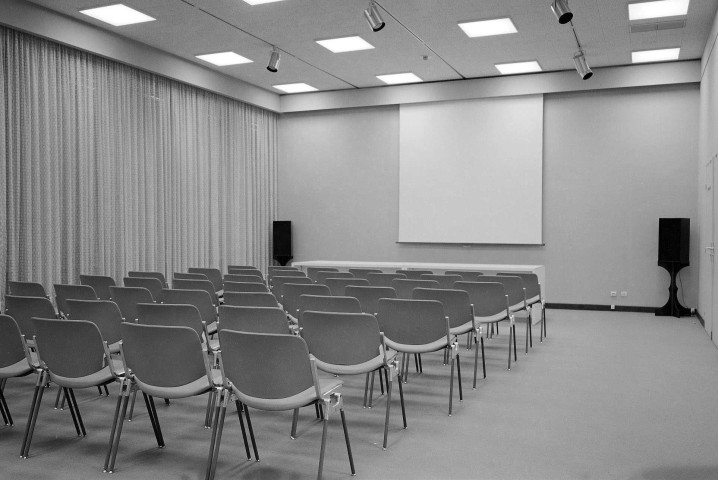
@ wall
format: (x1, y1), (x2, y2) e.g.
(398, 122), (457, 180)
(279, 85), (699, 307)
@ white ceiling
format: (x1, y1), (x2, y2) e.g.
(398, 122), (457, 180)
(24, 0), (718, 94)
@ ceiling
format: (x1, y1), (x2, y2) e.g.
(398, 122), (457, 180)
(24, 0), (718, 94)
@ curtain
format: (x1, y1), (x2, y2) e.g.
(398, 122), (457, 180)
(0, 26), (278, 301)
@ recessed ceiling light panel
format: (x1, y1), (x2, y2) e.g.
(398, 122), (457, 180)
(495, 61), (542, 75)
(79, 4), (156, 26)
(316, 36), (375, 53)
(628, 0), (690, 21)
(376, 73), (423, 85)
(273, 83), (318, 93)
(458, 18), (517, 38)
(243, 0), (285, 5)
(631, 47), (680, 63)
(196, 52), (253, 66)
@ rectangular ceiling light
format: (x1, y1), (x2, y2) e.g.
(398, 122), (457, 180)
(196, 52), (253, 66)
(243, 0), (285, 4)
(495, 61), (542, 75)
(79, 4), (155, 26)
(273, 83), (318, 93)
(628, 0), (690, 21)
(632, 47), (680, 63)
(458, 18), (517, 38)
(376, 73), (423, 85)
(316, 36), (374, 53)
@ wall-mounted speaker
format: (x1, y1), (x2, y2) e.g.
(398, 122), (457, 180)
(658, 218), (690, 265)
(273, 220), (292, 265)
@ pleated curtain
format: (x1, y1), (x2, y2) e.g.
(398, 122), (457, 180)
(0, 26), (278, 302)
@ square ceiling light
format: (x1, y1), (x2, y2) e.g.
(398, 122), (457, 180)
(628, 0), (690, 21)
(243, 0), (285, 4)
(495, 61), (542, 75)
(273, 83), (318, 93)
(458, 18), (517, 38)
(316, 36), (374, 53)
(79, 4), (155, 26)
(196, 52), (253, 66)
(632, 47), (680, 63)
(376, 73), (423, 85)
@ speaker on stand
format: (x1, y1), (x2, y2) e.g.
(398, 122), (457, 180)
(272, 221), (293, 266)
(655, 218), (691, 317)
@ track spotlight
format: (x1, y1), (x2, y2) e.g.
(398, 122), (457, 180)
(267, 47), (280, 73)
(573, 51), (592, 80)
(364, 1), (385, 32)
(551, 0), (573, 24)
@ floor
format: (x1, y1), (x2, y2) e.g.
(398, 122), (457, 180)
(1, 310), (717, 480)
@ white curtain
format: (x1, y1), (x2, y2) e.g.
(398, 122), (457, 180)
(0, 26), (278, 301)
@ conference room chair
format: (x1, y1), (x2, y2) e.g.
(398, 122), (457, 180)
(419, 274), (463, 289)
(7, 281), (49, 299)
(301, 311), (406, 449)
(189, 268), (223, 294)
(123, 276), (164, 301)
(412, 288), (483, 388)
(297, 295), (362, 324)
(0, 314), (40, 427)
(54, 284), (98, 318)
(314, 270), (353, 285)
(281, 283), (331, 324)
(21, 318), (124, 461)
(481, 275), (531, 354)
(227, 268), (264, 281)
(213, 330), (355, 480)
(161, 288), (218, 337)
(223, 281), (269, 294)
(172, 279), (220, 308)
(376, 298), (462, 416)
(345, 285), (397, 315)
(267, 266), (300, 273)
(395, 269), (433, 280)
(227, 265), (260, 273)
(218, 306), (291, 335)
(367, 272), (407, 288)
(326, 278), (370, 296)
(268, 269), (306, 281)
(223, 292), (280, 308)
(112, 322), (222, 476)
(128, 271), (169, 289)
(79, 274), (116, 301)
(391, 279), (440, 299)
(498, 272), (546, 340)
(65, 299), (123, 354)
(224, 273), (265, 284)
(445, 270), (484, 282)
(174, 272), (209, 281)
(307, 267), (338, 282)
(454, 281), (516, 371)
(269, 276), (313, 301)
(108, 286), (154, 323)
(347, 268), (383, 279)
(4, 295), (58, 339)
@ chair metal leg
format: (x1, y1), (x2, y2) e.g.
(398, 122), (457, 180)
(97, 386), (103, 396)
(529, 311), (533, 348)
(54, 387), (63, 410)
(235, 401), (252, 460)
(456, 353), (463, 402)
(481, 337), (486, 379)
(362, 373), (370, 408)
(67, 388), (86, 436)
(317, 415), (329, 480)
(397, 373), (407, 430)
(340, 409), (355, 476)
(0, 378), (6, 390)
(243, 405), (259, 462)
(291, 408), (299, 439)
(379, 367), (385, 395)
(21, 371), (47, 458)
(368, 371), (375, 408)
(64, 388), (82, 437)
(164, 398), (170, 405)
(104, 384), (110, 396)
(508, 324), (513, 371)
(205, 389), (215, 428)
(105, 380), (131, 473)
(206, 389), (226, 480)
(448, 355), (455, 417)
(472, 333), (479, 389)
(128, 389), (137, 421)
(382, 367), (392, 450)
(143, 393), (165, 447)
(513, 325), (518, 362)
(0, 388), (12, 426)
(418, 354), (422, 373)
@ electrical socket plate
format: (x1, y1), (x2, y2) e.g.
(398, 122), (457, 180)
(620, 291), (627, 297)
(610, 291), (617, 297)
(611, 304), (616, 310)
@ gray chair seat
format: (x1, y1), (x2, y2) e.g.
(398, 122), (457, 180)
(232, 378), (342, 412)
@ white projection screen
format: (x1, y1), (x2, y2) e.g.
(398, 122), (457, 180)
(398, 95), (544, 245)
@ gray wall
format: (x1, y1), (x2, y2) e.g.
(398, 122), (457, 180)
(279, 84), (699, 307)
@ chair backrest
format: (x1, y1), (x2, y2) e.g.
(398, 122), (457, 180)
(218, 306), (290, 335)
(79, 274), (116, 300)
(224, 292), (280, 308)
(298, 295), (362, 319)
(128, 271), (168, 288)
(453, 281), (510, 319)
(174, 272), (208, 281)
(301, 311), (381, 366)
(218, 330), (315, 401)
(498, 272), (540, 300)
(307, 267), (338, 282)
(161, 288), (217, 327)
(224, 273), (265, 284)
(4, 295), (57, 338)
(54, 284), (98, 317)
(228, 266), (263, 276)
(376, 298), (448, 346)
(33, 318), (107, 383)
(172, 278), (219, 307)
(282, 283), (331, 317)
(412, 288), (473, 331)
(270, 276), (313, 299)
(0, 314), (27, 369)
(108, 286), (154, 323)
(8, 281), (47, 298)
(367, 272), (407, 287)
(391, 279), (440, 299)
(268, 266), (299, 273)
(123, 276), (164, 301)
(136, 302), (205, 339)
(188, 268), (223, 292)
(121, 322), (207, 391)
(326, 278), (370, 296)
(345, 285), (397, 315)
(314, 271), (353, 285)
(419, 274), (463, 289)
(223, 281), (269, 293)
(395, 269), (433, 280)
(65, 299), (123, 345)
(480, 275), (526, 309)
(348, 268), (383, 279)
(445, 270), (484, 282)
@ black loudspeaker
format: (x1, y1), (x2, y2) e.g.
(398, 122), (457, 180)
(658, 218), (690, 265)
(273, 221), (293, 266)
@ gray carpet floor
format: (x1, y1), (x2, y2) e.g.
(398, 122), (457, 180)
(1, 310), (717, 480)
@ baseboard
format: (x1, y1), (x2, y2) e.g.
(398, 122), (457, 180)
(546, 303), (657, 313)
(695, 311), (705, 327)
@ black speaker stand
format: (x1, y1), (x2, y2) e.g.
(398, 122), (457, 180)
(655, 261), (691, 317)
(274, 255), (293, 266)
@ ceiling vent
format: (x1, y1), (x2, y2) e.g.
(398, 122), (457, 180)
(630, 20), (686, 34)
